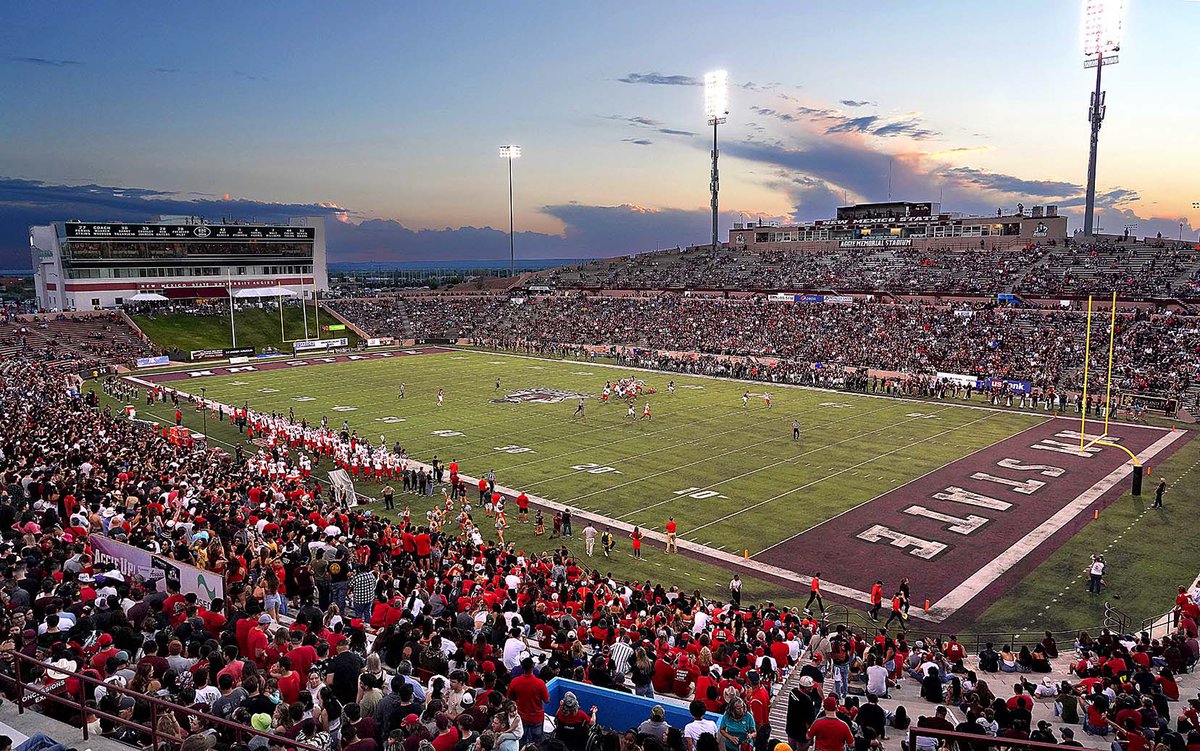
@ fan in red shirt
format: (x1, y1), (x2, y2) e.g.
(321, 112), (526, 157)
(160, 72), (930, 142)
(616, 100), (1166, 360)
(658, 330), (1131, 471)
(808, 697), (854, 751)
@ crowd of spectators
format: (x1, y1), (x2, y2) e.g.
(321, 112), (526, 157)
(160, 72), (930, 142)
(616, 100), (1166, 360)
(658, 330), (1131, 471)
(0, 312), (157, 371)
(0, 352), (848, 751)
(1, 308), (1199, 751)
(523, 239), (1199, 300)
(328, 295), (1200, 401)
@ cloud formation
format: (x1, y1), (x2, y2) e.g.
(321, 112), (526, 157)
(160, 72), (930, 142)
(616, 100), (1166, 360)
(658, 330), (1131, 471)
(0, 177), (735, 267)
(617, 72), (700, 86)
(840, 99), (873, 107)
(622, 138), (654, 146)
(938, 166), (1080, 198)
(7, 56), (82, 67)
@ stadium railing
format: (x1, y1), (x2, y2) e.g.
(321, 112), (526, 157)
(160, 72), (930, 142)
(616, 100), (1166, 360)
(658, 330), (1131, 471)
(5, 650), (325, 751)
(907, 725), (1082, 751)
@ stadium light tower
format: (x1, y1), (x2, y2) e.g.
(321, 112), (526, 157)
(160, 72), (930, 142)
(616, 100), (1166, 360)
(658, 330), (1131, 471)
(1081, 0), (1124, 237)
(499, 145), (521, 277)
(704, 70), (729, 252)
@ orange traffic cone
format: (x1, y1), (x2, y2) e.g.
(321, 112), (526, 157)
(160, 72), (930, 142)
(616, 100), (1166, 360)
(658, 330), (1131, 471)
(923, 599), (930, 614)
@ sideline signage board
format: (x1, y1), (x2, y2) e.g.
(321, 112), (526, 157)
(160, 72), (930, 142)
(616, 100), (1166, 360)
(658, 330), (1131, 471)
(89, 534), (224, 609)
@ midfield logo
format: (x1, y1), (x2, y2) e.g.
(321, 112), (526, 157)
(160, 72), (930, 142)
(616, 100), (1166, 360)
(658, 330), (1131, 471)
(492, 387), (589, 405)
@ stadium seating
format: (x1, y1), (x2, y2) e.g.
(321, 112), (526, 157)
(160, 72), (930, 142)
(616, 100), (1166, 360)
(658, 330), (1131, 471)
(1, 323), (1198, 751)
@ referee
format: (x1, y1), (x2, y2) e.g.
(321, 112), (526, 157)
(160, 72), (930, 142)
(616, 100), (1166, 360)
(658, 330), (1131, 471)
(792, 420), (800, 440)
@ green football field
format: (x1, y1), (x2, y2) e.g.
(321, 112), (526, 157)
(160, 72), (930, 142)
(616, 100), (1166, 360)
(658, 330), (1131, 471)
(163, 347), (1042, 557)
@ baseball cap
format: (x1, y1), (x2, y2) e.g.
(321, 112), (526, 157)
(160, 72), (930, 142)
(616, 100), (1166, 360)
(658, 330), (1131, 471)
(799, 676), (814, 688)
(404, 714), (420, 725)
(823, 696), (838, 711)
(252, 713), (272, 732)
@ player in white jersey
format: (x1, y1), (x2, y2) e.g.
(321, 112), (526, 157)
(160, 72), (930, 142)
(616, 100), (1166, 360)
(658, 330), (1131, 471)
(437, 388), (444, 406)
(667, 380), (675, 394)
(743, 391), (750, 407)
(641, 402), (651, 420)
(626, 402), (635, 418)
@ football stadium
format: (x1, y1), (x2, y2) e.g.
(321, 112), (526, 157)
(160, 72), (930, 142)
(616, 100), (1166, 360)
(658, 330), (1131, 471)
(2, 3), (1200, 751)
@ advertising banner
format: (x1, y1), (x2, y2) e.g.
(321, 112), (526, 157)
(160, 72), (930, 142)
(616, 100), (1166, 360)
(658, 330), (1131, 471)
(135, 355), (170, 368)
(936, 371), (978, 388)
(978, 377), (1033, 395)
(797, 294), (824, 303)
(366, 337), (395, 347)
(294, 337), (349, 353)
(190, 347), (255, 361)
(89, 534), (223, 609)
(767, 293), (796, 303)
(322, 324), (347, 332)
(823, 295), (853, 304)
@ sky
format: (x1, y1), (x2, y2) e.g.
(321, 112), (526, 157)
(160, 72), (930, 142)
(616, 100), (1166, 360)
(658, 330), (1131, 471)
(1, 0), (1197, 267)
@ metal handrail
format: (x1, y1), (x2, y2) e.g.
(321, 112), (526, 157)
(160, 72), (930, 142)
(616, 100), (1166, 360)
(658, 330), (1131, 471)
(6, 650), (325, 751)
(910, 725), (1086, 750)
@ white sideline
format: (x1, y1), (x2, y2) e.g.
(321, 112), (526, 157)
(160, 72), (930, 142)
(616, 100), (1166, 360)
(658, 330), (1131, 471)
(124, 350), (1187, 623)
(928, 427), (1188, 619)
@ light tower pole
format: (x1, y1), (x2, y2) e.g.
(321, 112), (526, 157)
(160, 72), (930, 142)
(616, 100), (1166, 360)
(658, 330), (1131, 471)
(704, 71), (728, 252)
(499, 145), (521, 277)
(1081, 0), (1124, 237)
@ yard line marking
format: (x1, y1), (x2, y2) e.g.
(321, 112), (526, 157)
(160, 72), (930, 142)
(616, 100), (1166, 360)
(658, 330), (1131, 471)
(683, 409), (998, 537)
(545, 402), (899, 503)
(448, 346), (1169, 434)
(754, 417), (1052, 557)
(611, 406), (959, 521)
(513, 401), (862, 490)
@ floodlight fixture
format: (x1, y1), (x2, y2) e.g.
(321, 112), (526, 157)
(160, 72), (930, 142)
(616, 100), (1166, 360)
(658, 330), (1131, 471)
(1080, 0), (1124, 237)
(499, 145), (522, 276)
(704, 70), (728, 125)
(1083, 0), (1123, 59)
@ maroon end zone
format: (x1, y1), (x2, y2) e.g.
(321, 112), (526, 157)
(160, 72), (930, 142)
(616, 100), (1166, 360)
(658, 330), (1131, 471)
(754, 417), (1190, 626)
(133, 346), (455, 384)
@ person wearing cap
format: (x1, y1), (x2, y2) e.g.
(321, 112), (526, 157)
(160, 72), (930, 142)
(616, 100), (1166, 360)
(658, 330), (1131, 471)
(637, 704), (671, 742)
(806, 696), (853, 751)
(1060, 728), (1084, 747)
(787, 676), (817, 749)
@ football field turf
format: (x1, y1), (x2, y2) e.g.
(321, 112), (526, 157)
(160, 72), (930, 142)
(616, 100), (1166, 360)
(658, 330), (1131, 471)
(132, 346), (1194, 628)
(150, 347), (1041, 557)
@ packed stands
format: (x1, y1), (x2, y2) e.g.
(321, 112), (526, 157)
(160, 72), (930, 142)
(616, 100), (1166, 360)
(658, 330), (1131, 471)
(328, 295), (1200, 402)
(523, 239), (1199, 300)
(2, 338), (1199, 751)
(0, 312), (157, 371)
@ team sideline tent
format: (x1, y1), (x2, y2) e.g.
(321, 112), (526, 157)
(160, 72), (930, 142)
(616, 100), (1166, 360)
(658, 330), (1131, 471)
(127, 292), (169, 302)
(233, 287), (300, 298)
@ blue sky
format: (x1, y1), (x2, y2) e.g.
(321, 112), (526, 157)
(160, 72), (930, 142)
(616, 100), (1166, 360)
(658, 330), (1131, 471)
(1, 1), (1197, 266)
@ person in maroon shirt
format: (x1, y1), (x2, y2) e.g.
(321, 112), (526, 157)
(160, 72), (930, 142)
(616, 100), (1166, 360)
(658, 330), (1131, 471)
(507, 657), (549, 744)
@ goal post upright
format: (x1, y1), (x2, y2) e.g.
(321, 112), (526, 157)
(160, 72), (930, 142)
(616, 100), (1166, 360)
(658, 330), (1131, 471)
(1103, 290), (1117, 437)
(1080, 295), (1094, 450)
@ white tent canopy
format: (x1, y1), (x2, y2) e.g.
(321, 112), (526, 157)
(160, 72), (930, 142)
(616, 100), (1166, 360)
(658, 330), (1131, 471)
(127, 292), (169, 302)
(234, 287), (300, 299)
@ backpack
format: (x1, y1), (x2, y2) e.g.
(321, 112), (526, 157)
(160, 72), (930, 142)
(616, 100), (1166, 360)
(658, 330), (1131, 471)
(831, 639), (849, 664)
